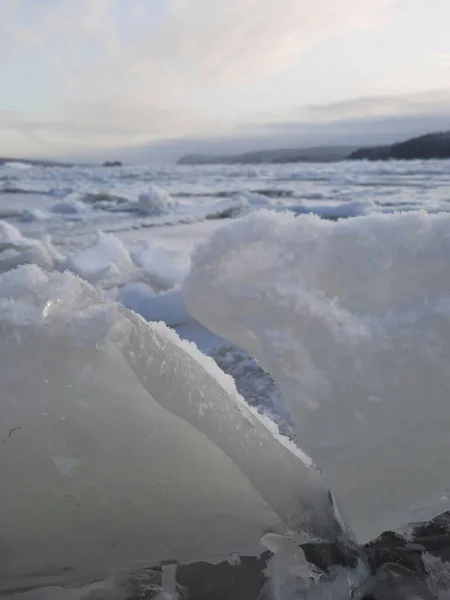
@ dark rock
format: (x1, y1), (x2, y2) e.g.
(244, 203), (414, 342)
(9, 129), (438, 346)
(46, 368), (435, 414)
(126, 511), (450, 599)
(301, 541), (359, 573)
(371, 563), (435, 600)
(365, 544), (426, 576)
(68, 512), (450, 600)
(125, 554), (270, 600)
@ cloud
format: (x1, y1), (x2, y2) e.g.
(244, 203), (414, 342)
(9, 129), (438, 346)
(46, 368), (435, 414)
(230, 88), (450, 136)
(157, 0), (391, 84)
(300, 89), (450, 121)
(0, 0), (393, 154)
(434, 53), (450, 68)
(0, 1), (21, 60)
(124, 90), (450, 164)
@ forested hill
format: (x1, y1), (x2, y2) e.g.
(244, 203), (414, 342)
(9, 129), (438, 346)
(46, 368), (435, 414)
(349, 131), (450, 161)
(177, 146), (357, 165)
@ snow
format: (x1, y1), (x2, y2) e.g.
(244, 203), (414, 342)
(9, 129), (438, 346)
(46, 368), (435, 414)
(131, 242), (190, 290)
(202, 196), (248, 219)
(3, 160), (450, 595)
(22, 208), (52, 222)
(116, 281), (156, 315)
(298, 199), (375, 219)
(0, 220), (62, 272)
(61, 231), (138, 287)
(234, 191), (275, 208)
(0, 220), (25, 247)
(118, 287), (191, 327)
(51, 197), (87, 215)
(0, 265), (344, 593)
(1, 161), (32, 170)
(58, 230), (191, 292)
(137, 185), (175, 215)
(185, 209), (450, 543)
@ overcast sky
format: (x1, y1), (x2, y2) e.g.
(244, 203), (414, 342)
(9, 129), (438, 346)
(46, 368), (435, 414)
(1, 0), (450, 160)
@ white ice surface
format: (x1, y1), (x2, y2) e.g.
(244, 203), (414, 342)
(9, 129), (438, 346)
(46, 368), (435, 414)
(61, 231), (139, 288)
(185, 210), (450, 543)
(136, 186), (175, 215)
(0, 266), (344, 593)
(131, 242), (190, 291)
(2, 161), (32, 170)
(51, 197), (87, 215)
(116, 281), (156, 313)
(0, 220), (63, 272)
(3, 160), (450, 228)
(118, 287), (192, 328)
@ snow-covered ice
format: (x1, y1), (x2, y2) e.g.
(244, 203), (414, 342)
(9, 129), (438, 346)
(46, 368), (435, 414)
(185, 209), (450, 543)
(0, 220), (62, 272)
(1, 160), (450, 597)
(0, 266), (345, 593)
(131, 242), (190, 290)
(61, 231), (139, 288)
(136, 186), (175, 215)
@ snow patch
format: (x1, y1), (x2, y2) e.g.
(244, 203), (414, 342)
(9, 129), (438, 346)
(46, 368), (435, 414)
(185, 210), (450, 543)
(137, 186), (175, 215)
(62, 231), (138, 288)
(0, 220), (63, 272)
(51, 197), (87, 215)
(131, 242), (190, 291)
(1, 161), (32, 170)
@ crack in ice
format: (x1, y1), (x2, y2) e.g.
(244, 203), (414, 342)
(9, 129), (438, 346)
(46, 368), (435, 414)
(0, 426), (22, 446)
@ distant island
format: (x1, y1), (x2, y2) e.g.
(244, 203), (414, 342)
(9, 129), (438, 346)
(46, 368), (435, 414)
(348, 131), (450, 161)
(177, 146), (357, 165)
(102, 160), (122, 167)
(178, 131), (450, 165)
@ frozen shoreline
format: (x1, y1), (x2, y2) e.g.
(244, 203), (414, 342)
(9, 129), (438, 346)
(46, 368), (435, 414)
(2, 160), (450, 598)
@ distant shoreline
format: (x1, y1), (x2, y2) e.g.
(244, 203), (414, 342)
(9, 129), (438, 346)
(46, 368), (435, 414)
(177, 145), (356, 166)
(178, 130), (450, 165)
(2, 130), (450, 168)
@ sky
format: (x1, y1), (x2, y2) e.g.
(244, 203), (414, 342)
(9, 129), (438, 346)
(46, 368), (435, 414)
(1, 0), (450, 161)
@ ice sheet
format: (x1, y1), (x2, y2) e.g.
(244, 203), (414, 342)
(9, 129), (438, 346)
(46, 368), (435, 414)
(0, 266), (344, 592)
